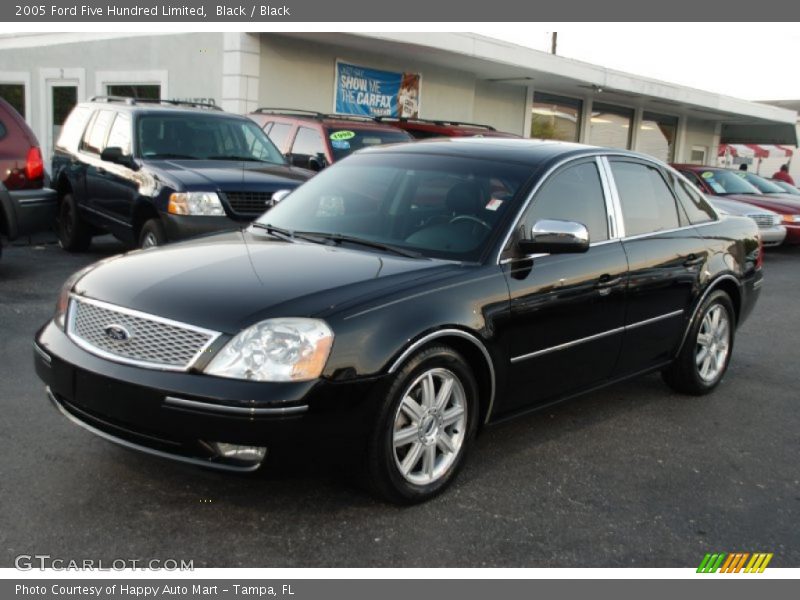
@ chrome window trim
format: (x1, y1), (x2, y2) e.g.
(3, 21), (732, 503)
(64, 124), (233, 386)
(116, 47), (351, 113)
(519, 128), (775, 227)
(388, 328), (496, 425)
(510, 309), (685, 363)
(66, 294), (223, 372)
(616, 218), (719, 242)
(595, 156), (625, 241)
(164, 396), (309, 416)
(47, 387), (261, 473)
(598, 156), (626, 239)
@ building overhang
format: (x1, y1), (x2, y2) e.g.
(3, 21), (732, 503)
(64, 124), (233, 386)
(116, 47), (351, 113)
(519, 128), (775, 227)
(275, 32), (798, 143)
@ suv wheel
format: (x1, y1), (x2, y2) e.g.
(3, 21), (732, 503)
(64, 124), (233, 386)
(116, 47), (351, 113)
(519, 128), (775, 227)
(366, 345), (478, 504)
(139, 219), (167, 249)
(662, 290), (735, 395)
(57, 194), (92, 252)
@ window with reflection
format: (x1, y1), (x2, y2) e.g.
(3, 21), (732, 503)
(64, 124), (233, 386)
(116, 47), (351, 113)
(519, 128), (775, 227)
(531, 92), (582, 142)
(638, 112), (678, 162)
(587, 102), (633, 149)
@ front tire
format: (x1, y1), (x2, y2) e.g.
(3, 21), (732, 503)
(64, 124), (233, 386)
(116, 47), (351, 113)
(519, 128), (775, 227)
(662, 290), (735, 395)
(139, 218), (167, 249)
(57, 194), (92, 252)
(366, 345), (479, 504)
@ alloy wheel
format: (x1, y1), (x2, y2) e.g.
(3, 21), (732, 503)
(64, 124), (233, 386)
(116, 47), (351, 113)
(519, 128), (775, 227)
(695, 304), (731, 383)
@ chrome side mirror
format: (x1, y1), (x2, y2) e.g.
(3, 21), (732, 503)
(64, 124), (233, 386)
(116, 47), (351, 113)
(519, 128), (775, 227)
(267, 189), (293, 209)
(518, 219), (590, 254)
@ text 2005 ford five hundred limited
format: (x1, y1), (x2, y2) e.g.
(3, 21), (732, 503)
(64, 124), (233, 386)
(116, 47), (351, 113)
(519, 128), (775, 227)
(34, 139), (762, 503)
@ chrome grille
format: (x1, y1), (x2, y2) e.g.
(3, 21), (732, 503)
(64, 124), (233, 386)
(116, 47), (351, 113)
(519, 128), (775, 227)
(749, 213), (779, 229)
(224, 191), (273, 216)
(67, 296), (220, 370)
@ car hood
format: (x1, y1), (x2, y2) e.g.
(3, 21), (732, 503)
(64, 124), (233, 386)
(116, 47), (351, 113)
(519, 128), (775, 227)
(719, 193), (800, 213)
(145, 159), (312, 191)
(708, 196), (779, 216)
(73, 230), (458, 334)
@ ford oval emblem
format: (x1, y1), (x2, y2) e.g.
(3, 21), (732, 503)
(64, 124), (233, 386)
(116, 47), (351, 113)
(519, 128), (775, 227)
(103, 324), (131, 342)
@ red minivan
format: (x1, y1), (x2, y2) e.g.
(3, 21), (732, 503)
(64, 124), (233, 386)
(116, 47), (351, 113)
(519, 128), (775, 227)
(0, 97), (57, 254)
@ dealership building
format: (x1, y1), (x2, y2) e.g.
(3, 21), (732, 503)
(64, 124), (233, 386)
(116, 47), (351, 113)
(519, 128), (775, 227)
(1, 31), (797, 170)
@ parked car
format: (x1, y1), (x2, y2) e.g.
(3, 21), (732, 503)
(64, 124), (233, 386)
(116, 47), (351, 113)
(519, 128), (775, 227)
(36, 140), (762, 503)
(376, 117), (521, 139)
(0, 97), (58, 255)
(707, 196), (786, 246)
(51, 97), (312, 251)
(734, 170), (800, 199)
(248, 109), (413, 171)
(673, 164), (800, 245)
(770, 179), (800, 196)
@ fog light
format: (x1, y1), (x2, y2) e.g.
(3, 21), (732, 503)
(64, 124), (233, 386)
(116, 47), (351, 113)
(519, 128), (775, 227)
(209, 442), (267, 464)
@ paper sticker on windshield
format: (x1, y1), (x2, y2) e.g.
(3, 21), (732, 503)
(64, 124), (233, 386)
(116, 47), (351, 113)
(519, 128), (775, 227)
(330, 130), (356, 141)
(709, 182), (725, 194)
(486, 198), (504, 211)
(701, 171), (714, 179)
(331, 140), (351, 150)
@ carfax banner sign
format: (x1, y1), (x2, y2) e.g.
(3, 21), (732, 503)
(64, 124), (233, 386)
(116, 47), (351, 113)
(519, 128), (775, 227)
(335, 60), (420, 118)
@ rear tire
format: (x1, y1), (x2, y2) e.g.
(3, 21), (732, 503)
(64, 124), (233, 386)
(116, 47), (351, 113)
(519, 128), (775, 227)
(139, 218), (167, 249)
(57, 193), (92, 252)
(365, 345), (479, 504)
(662, 290), (735, 395)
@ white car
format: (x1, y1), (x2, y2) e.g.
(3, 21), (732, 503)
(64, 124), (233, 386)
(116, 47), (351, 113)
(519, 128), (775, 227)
(708, 196), (787, 246)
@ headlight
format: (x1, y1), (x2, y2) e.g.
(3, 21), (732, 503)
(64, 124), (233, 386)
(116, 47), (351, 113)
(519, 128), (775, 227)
(53, 265), (97, 330)
(780, 214), (800, 224)
(168, 191), (225, 216)
(205, 318), (333, 382)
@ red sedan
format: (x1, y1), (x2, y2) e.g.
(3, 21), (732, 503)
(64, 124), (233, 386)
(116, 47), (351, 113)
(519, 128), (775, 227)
(672, 164), (800, 245)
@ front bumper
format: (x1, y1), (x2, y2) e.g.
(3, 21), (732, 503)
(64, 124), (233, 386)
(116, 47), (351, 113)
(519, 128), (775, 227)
(781, 223), (800, 245)
(760, 225), (787, 247)
(160, 212), (247, 242)
(34, 320), (386, 471)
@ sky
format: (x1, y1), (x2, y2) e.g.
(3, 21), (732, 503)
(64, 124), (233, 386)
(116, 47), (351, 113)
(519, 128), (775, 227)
(478, 23), (800, 102)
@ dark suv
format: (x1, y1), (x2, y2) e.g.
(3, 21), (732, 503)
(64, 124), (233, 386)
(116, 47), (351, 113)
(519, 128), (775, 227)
(0, 97), (58, 256)
(52, 97), (312, 250)
(376, 117), (520, 139)
(248, 109), (413, 171)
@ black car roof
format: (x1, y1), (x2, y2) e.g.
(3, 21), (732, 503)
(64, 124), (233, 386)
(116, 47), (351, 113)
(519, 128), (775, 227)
(78, 98), (242, 119)
(356, 137), (654, 167)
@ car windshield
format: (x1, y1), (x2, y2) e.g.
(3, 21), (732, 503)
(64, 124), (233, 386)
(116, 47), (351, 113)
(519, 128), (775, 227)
(771, 179), (800, 195)
(739, 172), (788, 194)
(136, 114), (286, 164)
(255, 152), (531, 261)
(695, 169), (761, 195)
(325, 127), (412, 161)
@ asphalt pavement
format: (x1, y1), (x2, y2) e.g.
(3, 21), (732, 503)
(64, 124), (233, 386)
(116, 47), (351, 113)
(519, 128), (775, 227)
(1, 236), (798, 568)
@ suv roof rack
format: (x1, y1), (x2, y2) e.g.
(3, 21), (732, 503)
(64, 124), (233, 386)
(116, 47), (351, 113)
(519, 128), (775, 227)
(375, 116), (496, 130)
(89, 96), (222, 111)
(253, 108), (379, 123)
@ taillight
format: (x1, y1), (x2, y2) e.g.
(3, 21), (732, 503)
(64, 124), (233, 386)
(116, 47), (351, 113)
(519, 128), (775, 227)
(25, 146), (44, 181)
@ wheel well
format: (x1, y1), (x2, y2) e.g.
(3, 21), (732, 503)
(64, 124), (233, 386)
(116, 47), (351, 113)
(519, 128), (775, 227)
(55, 175), (72, 199)
(415, 334), (494, 429)
(132, 204), (159, 238)
(712, 278), (742, 324)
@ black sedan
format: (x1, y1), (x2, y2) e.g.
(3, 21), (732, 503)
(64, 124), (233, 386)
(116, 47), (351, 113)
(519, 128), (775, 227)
(34, 139), (762, 503)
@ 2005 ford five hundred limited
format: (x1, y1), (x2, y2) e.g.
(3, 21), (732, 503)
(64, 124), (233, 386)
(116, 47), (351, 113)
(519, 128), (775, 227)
(34, 139), (762, 503)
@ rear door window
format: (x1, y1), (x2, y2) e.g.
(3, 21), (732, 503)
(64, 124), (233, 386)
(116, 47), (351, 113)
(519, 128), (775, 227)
(80, 110), (114, 155)
(265, 122), (292, 150)
(667, 171), (716, 224)
(56, 106), (92, 153)
(610, 160), (681, 236)
(291, 127), (325, 157)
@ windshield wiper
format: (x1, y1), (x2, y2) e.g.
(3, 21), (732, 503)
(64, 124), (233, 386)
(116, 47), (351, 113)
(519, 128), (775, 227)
(207, 155), (268, 162)
(250, 223), (325, 245)
(146, 153), (195, 159)
(299, 232), (423, 259)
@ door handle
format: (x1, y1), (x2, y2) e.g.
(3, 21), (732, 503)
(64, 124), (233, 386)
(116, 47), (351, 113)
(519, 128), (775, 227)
(596, 274), (622, 288)
(683, 254), (704, 267)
